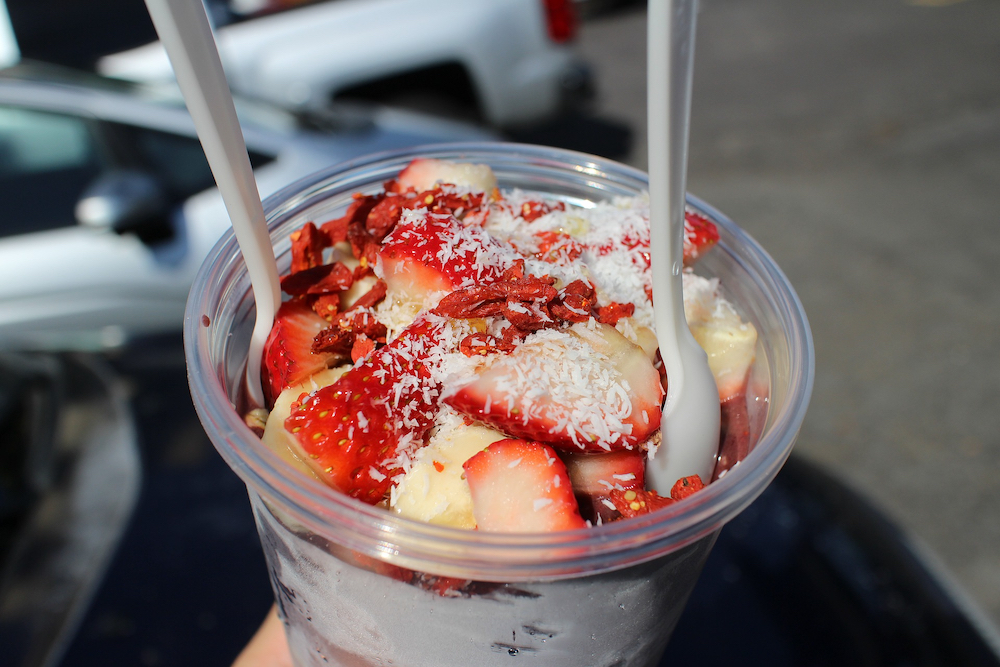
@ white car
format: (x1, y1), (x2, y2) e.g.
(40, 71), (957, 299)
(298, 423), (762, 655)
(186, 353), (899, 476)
(97, 0), (591, 129)
(0, 63), (493, 350)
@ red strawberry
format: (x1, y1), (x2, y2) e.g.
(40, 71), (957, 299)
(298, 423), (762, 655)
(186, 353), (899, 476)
(377, 212), (515, 331)
(562, 449), (645, 524)
(608, 488), (674, 519)
(284, 318), (444, 504)
(463, 439), (587, 532)
(261, 300), (338, 406)
(378, 212), (513, 297)
(445, 322), (662, 453)
(397, 158), (497, 193)
(683, 209), (720, 266)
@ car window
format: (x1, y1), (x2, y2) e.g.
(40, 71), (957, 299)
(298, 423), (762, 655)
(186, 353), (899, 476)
(132, 128), (217, 197)
(123, 126), (275, 200)
(0, 107), (105, 238)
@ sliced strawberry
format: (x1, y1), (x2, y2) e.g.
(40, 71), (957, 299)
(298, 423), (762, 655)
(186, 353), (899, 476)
(445, 322), (662, 453)
(683, 209), (720, 266)
(397, 158), (497, 193)
(377, 211), (515, 325)
(608, 488), (674, 519)
(261, 300), (339, 407)
(562, 449), (645, 524)
(463, 439), (587, 532)
(284, 318), (444, 504)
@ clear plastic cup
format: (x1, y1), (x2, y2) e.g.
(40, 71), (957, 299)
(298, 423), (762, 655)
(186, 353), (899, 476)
(184, 143), (814, 667)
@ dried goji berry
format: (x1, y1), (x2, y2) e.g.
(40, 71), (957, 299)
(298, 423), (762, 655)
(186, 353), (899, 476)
(435, 277), (556, 323)
(608, 488), (674, 519)
(500, 323), (527, 347)
(458, 332), (514, 357)
(550, 294), (592, 323)
(366, 195), (405, 240)
(320, 194), (380, 245)
(312, 327), (353, 355)
(280, 262), (354, 297)
(311, 294), (341, 321)
(351, 334), (376, 363)
(670, 475), (705, 501)
(290, 222), (329, 273)
(560, 279), (595, 298)
(505, 278), (558, 302)
(338, 307), (387, 341)
(503, 302), (553, 331)
(351, 279), (387, 310)
(353, 264), (374, 281)
(595, 302), (635, 326)
(501, 259), (525, 282)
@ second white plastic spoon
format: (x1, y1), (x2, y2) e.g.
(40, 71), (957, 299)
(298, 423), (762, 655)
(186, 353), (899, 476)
(645, 0), (721, 491)
(144, 0), (280, 409)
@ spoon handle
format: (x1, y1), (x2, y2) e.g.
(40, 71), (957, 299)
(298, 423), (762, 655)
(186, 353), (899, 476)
(647, 0), (721, 489)
(647, 0), (697, 328)
(145, 0), (280, 407)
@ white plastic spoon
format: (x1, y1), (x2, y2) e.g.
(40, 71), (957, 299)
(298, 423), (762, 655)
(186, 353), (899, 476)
(144, 0), (280, 408)
(645, 0), (721, 491)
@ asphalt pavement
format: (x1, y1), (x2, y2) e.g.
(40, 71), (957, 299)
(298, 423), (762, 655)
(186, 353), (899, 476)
(575, 0), (1000, 631)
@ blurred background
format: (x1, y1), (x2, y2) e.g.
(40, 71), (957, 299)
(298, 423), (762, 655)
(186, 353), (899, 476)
(1, 0), (998, 665)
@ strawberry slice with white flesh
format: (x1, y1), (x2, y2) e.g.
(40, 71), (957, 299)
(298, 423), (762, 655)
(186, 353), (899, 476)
(397, 158), (498, 194)
(261, 300), (340, 407)
(283, 317), (444, 504)
(445, 322), (663, 453)
(463, 439), (587, 532)
(562, 449), (646, 524)
(376, 211), (515, 331)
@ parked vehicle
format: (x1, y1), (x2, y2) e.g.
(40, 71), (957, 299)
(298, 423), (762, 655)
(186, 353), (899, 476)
(0, 62), (493, 350)
(97, 0), (592, 129)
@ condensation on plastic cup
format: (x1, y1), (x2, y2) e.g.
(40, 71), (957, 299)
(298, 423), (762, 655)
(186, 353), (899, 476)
(184, 143), (814, 666)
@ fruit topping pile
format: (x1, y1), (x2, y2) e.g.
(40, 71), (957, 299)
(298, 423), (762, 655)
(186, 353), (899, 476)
(256, 159), (757, 532)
